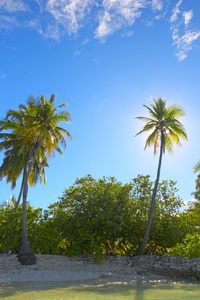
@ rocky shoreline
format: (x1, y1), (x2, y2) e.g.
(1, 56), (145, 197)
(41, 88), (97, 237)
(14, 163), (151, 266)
(0, 254), (135, 274)
(0, 254), (199, 289)
(0, 254), (169, 288)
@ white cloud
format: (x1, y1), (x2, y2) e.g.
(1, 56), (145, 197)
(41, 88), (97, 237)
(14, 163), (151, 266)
(183, 198), (198, 209)
(121, 29), (134, 37)
(82, 38), (90, 45)
(0, 15), (18, 31)
(170, 1), (200, 61)
(43, 23), (62, 40)
(183, 10), (193, 27)
(33, 0), (45, 13)
(45, 0), (93, 37)
(152, 0), (163, 11)
(0, 0), (28, 31)
(173, 30), (200, 61)
(0, 72), (7, 79)
(170, 0), (182, 23)
(0, 0), (27, 12)
(0, 0), (199, 61)
(95, 11), (112, 40)
(95, 0), (147, 40)
(73, 50), (81, 56)
(126, 30), (134, 36)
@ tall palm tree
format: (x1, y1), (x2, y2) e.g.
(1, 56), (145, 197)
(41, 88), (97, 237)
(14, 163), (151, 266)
(0, 94), (71, 264)
(191, 161), (200, 204)
(135, 97), (187, 254)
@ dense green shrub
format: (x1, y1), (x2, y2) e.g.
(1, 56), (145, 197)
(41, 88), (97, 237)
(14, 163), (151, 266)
(47, 175), (185, 257)
(1, 174), (193, 258)
(171, 233), (200, 258)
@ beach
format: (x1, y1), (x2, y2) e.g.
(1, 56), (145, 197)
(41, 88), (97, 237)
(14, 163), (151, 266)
(0, 254), (169, 289)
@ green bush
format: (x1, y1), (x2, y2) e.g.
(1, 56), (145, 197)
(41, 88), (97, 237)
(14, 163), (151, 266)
(171, 233), (200, 258)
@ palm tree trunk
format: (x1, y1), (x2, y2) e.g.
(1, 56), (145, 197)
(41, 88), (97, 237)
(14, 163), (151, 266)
(17, 167), (37, 265)
(139, 135), (164, 255)
(19, 172), (33, 253)
(17, 143), (41, 265)
(13, 168), (26, 213)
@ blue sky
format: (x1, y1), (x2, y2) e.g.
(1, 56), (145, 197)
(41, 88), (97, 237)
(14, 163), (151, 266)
(0, 0), (200, 210)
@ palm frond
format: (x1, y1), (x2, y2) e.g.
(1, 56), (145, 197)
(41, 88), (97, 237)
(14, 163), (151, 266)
(144, 129), (159, 151)
(135, 97), (187, 155)
(193, 162), (200, 173)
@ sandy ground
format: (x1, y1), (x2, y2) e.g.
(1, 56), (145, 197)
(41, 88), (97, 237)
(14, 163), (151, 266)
(0, 254), (172, 289)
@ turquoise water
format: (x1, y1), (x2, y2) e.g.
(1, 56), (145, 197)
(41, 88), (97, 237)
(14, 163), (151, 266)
(1, 281), (200, 300)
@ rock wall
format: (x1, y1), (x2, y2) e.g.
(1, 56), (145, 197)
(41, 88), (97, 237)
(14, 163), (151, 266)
(131, 255), (200, 280)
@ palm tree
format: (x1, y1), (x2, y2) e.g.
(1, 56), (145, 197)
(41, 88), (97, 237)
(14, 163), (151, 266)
(194, 162), (200, 174)
(0, 94), (71, 264)
(135, 97), (187, 254)
(191, 161), (200, 204)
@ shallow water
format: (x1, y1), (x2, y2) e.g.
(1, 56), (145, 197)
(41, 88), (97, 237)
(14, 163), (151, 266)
(1, 280), (200, 300)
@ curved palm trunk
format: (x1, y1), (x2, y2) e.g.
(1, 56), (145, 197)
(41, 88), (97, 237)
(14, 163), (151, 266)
(17, 143), (41, 265)
(139, 135), (164, 255)
(13, 169), (26, 213)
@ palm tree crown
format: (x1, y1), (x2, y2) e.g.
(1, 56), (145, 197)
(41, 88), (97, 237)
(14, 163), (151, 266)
(135, 97), (187, 154)
(0, 94), (72, 188)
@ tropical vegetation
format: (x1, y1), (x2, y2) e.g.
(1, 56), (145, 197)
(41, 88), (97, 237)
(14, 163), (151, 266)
(1, 174), (199, 259)
(1, 95), (200, 264)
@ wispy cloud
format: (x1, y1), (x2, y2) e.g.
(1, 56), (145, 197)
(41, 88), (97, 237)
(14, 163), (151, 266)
(151, 0), (163, 11)
(0, 0), (28, 31)
(173, 30), (200, 61)
(73, 50), (81, 56)
(0, 0), (199, 60)
(82, 38), (90, 45)
(0, 72), (7, 79)
(170, 0), (182, 22)
(170, 1), (200, 60)
(0, 15), (18, 31)
(183, 10), (193, 27)
(0, 0), (27, 13)
(95, 0), (147, 40)
(45, 0), (93, 38)
(122, 30), (134, 37)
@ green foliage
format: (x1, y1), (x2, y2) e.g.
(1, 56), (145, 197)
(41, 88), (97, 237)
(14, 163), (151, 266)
(47, 175), (134, 257)
(148, 180), (184, 253)
(0, 202), (43, 253)
(168, 203), (200, 258)
(0, 174), (189, 257)
(47, 174), (184, 257)
(171, 233), (200, 258)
